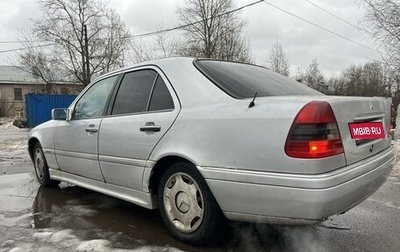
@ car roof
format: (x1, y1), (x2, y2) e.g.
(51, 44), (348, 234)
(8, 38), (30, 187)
(93, 57), (232, 108)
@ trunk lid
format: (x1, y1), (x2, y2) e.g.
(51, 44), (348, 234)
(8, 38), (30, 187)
(327, 96), (392, 165)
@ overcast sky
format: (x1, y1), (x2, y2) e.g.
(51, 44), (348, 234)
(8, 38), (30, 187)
(0, 0), (380, 77)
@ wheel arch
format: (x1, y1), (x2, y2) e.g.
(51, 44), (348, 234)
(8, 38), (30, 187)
(150, 155), (228, 245)
(149, 155), (194, 198)
(28, 137), (40, 161)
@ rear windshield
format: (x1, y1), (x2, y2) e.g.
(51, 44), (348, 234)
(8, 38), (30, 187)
(194, 59), (322, 99)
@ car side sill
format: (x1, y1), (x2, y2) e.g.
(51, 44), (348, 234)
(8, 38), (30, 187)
(49, 169), (156, 209)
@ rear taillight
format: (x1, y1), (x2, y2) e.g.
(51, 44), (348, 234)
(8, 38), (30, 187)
(285, 101), (344, 159)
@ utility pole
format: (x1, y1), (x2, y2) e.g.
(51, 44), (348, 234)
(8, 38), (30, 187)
(84, 24), (90, 86)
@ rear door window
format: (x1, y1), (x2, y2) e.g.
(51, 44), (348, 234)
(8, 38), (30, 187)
(112, 70), (157, 115)
(111, 69), (174, 115)
(148, 75), (174, 111)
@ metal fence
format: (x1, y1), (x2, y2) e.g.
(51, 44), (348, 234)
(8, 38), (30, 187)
(25, 94), (77, 128)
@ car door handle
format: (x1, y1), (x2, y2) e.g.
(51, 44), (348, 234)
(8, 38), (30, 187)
(85, 124), (98, 133)
(85, 128), (98, 133)
(140, 122), (161, 132)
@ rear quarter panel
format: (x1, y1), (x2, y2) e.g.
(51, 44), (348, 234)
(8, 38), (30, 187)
(149, 96), (347, 175)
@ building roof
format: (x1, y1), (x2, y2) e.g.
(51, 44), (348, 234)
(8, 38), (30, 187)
(0, 66), (79, 86)
(0, 66), (41, 83)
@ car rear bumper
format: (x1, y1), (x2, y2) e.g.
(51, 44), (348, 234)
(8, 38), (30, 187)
(198, 145), (396, 224)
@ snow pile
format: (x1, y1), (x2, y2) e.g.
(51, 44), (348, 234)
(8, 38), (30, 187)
(0, 118), (17, 130)
(4, 228), (186, 252)
(0, 117), (31, 175)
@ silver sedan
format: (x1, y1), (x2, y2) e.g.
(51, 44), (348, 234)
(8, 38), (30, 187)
(28, 58), (396, 245)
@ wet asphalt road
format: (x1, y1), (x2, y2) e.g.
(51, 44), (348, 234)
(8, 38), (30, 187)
(1, 166), (400, 252)
(0, 130), (400, 251)
(0, 128), (30, 175)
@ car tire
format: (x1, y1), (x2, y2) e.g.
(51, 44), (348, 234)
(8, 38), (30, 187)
(33, 143), (60, 187)
(158, 162), (226, 246)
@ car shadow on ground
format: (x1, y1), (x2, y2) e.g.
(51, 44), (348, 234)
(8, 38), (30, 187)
(32, 184), (324, 252)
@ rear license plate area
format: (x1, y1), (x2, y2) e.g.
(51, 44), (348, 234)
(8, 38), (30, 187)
(349, 122), (385, 140)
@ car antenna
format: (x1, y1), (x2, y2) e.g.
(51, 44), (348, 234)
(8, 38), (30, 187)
(248, 92), (258, 108)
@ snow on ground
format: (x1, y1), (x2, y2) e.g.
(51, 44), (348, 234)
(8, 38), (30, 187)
(0, 117), (31, 175)
(0, 119), (187, 252)
(3, 228), (186, 252)
(0, 118), (17, 130)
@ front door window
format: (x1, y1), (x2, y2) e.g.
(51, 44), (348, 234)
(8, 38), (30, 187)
(73, 76), (118, 120)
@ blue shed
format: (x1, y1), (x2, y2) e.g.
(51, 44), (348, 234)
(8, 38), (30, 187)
(25, 94), (77, 128)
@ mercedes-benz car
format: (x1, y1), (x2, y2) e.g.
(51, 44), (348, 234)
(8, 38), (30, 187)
(28, 57), (396, 245)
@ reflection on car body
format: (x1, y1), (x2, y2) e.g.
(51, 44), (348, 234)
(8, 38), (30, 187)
(28, 57), (396, 245)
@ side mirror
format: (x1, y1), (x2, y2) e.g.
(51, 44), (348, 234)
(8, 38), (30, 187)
(51, 108), (67, 120)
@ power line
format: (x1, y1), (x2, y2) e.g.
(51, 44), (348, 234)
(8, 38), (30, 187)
(303, 0), (372, 34)
(0, 40), (48, 44)
(262, 1), (380, 54)
(0, 43), (54, 54)
(0, 0), (263, 47)
(0, 0), (379, 57)
(132, 0), (264, 38)
(0, 41), (23, 44)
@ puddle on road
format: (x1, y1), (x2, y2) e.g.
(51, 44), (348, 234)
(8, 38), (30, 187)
(0, 174), (330, 252)
(28, 184), (202, 251)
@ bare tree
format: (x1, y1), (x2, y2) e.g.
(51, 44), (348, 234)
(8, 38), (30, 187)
(20, 0), (132, 87)
(360, 0), (400, 121)
(266, 40), (290, 76)
(19, 31), (59, 94)
(326, 61), (393, 97)
(154, 25), (182, 59)
(361, 0), (400, 72)
(301, 58), (327, 93)
(342, 61), (390, 97)
(156, 32), (173, 59)
(362, 61), (388, 96)
(128, 27), (182, 64)
(343, 65), (363, 96)
(128, 39), (156, 64)
(326, 76), (346, 95)
(177, 0), (252, 62)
